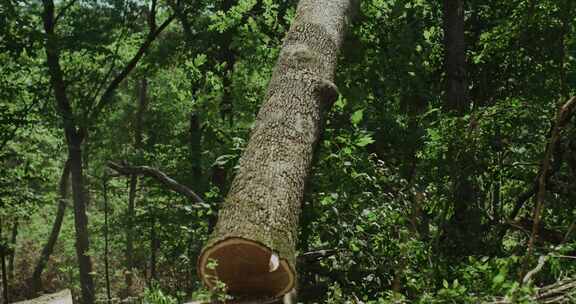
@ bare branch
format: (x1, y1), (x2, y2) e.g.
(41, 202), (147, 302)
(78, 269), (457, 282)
(499, 96), (576, 243)
(54, 0), (79, 25)
(523, 255), (548, 285)
(526, 96), (576, 262)
(107, 161), (206, 207)
(298, 249), (338, 264)
(86, 30), (127, 108)
(88, 13), (175, 125)
(149, 0), (158, 32)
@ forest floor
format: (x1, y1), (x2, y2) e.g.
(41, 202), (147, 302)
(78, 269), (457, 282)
(12, 290), (72, 304)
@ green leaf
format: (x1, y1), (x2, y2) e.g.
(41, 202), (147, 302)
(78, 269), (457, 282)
(193, 54), (207, 67)
(213, 154), (236, 167)
(492, 273), (505, 286)
(356, 134), (375, 147)
(350, 243), (360, 252)
(351, 109), (364, 126)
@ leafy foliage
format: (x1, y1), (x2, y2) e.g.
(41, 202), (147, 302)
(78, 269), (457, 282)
(0, 0), (575, 303)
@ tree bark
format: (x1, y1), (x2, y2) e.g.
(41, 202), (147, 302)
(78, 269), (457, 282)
(31, 159), (71, 294)
(68, 134), (95, 304)
(198, 0), (357, 297)
(441, 0), (485, 256)
(442, 0), (468, 114)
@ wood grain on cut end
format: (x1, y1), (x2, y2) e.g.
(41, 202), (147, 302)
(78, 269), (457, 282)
(198, 238), (295, 298)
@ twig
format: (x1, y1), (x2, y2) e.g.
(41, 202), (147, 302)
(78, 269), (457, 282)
(563, 219), (576, 243)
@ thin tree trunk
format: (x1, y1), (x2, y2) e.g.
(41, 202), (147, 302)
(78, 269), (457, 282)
(218, 1), (277, 127)
(103, 178), (112, 304)
(42, 1), (95, 302)
(149, 216), (158, 283)
(400, 93), (428, 239)
(126, 175), (137, 291)
(1, 218), (8, 304)
(198, 0), (357, 298)
(219, 0), (236, 126)
(135, 78), (147, 148)
(208, 166), (226, 233)
(168, 1), (206, 198)
(8, 220), (17, 284)
(221, 62), (235, 127)
(126, 78), (147, 293)
(31, 159), (71, 294)
(83, 134), (91, 207)
(189, 113), (203, 192)
(442, 0), (468, 114)
(441, 0), (484, 256)
(557, 0), (573, 101)
(1, 258), (6, 303)
(68, 135), (95, 304)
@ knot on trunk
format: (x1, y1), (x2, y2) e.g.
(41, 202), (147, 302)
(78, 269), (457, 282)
(314, 78), (339, 107)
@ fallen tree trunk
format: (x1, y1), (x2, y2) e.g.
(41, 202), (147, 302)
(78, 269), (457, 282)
(197, 0), (357, 298)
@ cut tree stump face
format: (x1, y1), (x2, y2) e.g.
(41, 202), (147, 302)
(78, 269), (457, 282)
(198, 238), (294, 297)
